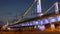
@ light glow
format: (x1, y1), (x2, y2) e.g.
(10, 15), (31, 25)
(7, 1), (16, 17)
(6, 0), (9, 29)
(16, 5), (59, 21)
(48, 17), (56, 22)
(38, 25), (45, 31)
(51, 24), (55, 28)
(9, 15), (60, 27)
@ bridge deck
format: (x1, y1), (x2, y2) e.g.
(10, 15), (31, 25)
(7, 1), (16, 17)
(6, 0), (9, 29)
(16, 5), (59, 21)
(9, 13), (60, 26)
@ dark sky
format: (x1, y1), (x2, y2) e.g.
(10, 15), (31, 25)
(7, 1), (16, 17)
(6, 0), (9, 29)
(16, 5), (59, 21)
(0, 0), (60, 22)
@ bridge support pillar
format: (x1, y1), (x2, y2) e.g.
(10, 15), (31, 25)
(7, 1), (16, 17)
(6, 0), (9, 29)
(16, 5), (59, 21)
(55, 2), (59, 14)
(38, 25), (45, 31)
(50, 24), (55, 31)
(51, 24), (55, 28)
(34, 26), (37, 28)
(37, 0), (43, 16)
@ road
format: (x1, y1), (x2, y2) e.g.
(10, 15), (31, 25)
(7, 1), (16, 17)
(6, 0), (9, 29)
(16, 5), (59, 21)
(0, 30), (60, 34)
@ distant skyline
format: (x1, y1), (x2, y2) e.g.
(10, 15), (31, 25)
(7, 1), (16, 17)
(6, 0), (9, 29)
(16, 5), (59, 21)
(0, 0), (60, 22)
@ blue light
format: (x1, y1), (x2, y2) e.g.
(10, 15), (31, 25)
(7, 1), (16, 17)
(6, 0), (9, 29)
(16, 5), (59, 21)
(42, 19), (49, 24)
(38, 25), (45, 31)
(40, 20), (44, 25)
(21, 23), (25, 26)
(38, 20), (41, 24)
(35, 21), (39, 25)
(25, 23), (28, 26)
(9, 16), (60, 27)
(36, 20), (44, 25)
(32, 21), (37, 25)
(29, 23), (32, 26)
(57, 16), (60, 21)
(26, 22), (30, 26)
(48, 17), (56, 23)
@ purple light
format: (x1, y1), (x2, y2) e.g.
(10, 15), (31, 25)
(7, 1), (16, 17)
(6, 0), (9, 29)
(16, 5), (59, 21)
(43, 19), (49, 24)
(35, 21), (39, 25)
(57, 16), (60, 21)
(38, 25), (45, 31)
(51, 24), (55, 28)
(9, 16), (60, 27)
(48, 17), (56, 23)
(40, 20), (43, 25)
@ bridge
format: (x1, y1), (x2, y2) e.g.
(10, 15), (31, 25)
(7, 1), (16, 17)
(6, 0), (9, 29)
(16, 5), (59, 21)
(2, 0), (60, 31)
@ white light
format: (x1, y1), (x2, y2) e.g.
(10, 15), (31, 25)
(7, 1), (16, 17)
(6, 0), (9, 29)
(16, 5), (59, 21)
(21, 23), (25, 26)
(37, 0), (41, 13)
(57, 16), (60, 21)
(38, 13), (43, 16)
(51, 19), (56, 22)
(43, 19), (49, 24)
(7, 28), (11, 30)
(38, 20), (41, 24)
(51, 24), (55, 28)
(40, 20), (43, 25)
(29, 23), (32, 25)
(38, 25), (45, 31)
(34, 26), (37, 28)
(37, 0), (42, 16)
(55, 2), (59, 14)
(48, 17), (56, 22)
(35, 21), (38, 24)
(27, 23), (30, 26)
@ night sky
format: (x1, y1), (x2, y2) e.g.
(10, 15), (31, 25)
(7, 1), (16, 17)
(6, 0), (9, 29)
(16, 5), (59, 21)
(0, 0), (60, 22)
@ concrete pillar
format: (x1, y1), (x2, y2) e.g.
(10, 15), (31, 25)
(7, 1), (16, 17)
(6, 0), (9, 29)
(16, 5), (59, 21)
(55, 2), (59, 14)
(38, 25), (45, 31)
(51, 24), (55, 29)
(34, 26), (37, 28)
(37, 0), (43, 16)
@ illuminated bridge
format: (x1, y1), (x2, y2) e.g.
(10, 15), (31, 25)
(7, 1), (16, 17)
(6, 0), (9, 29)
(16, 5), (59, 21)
(5, 0), (60, 31)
